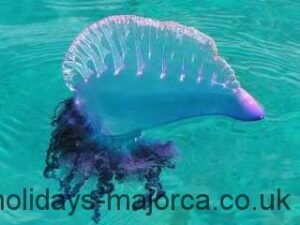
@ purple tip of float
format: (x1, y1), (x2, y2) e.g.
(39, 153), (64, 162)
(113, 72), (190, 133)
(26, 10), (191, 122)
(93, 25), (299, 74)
(237, 88), (265, 121)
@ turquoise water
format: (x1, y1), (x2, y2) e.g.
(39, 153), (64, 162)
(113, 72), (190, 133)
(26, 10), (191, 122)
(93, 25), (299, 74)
(0, 0), (300, 224)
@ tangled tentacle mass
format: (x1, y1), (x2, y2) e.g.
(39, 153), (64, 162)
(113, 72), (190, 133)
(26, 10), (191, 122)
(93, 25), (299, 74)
(44, 98), (177, 223)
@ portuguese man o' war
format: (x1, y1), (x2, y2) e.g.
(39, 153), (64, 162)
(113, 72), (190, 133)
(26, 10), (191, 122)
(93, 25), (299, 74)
(44, 15), (264, 223)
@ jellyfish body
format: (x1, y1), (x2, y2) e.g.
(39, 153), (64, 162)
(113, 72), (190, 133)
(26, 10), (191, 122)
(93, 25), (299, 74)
(45, 15), (264, 223)
(63, 15), (264, 135)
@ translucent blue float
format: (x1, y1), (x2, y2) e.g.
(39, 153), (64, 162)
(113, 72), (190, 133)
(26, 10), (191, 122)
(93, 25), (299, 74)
(44, 15), (264, 223)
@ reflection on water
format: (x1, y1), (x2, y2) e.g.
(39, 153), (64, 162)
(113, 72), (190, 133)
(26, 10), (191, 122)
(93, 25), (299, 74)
(0, 0), (299, 224)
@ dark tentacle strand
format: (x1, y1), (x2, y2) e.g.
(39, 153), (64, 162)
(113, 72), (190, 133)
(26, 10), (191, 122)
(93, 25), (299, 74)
(44, 98), (178, 223)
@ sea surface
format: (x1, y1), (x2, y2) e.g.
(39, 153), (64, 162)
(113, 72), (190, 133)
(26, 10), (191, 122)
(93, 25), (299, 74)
(0, 0), (300, 224)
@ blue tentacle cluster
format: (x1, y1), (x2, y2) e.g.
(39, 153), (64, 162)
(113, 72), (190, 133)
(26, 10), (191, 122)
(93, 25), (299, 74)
(44, 98), (177, 223)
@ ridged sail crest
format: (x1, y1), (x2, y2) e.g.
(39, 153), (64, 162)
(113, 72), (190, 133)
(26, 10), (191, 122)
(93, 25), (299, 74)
(63, 15), (239, 91)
